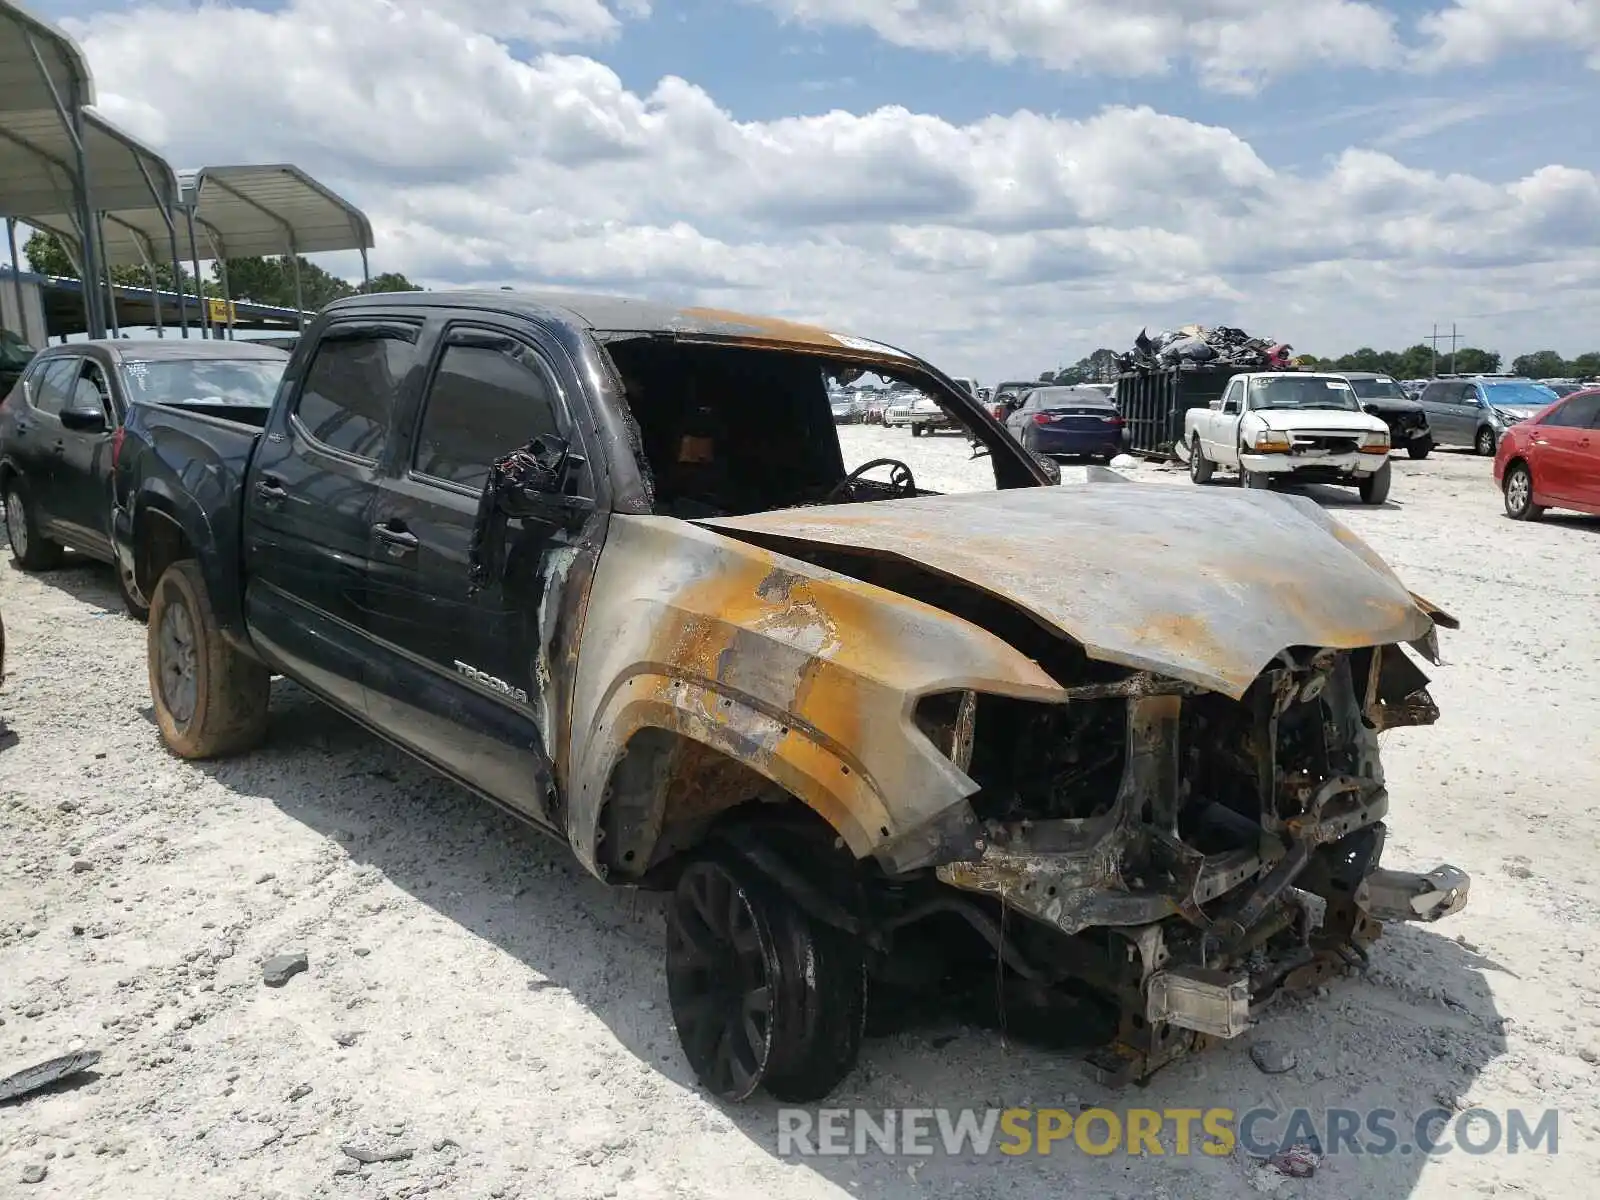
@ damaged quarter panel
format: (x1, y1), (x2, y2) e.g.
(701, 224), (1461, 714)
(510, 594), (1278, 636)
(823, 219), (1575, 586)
(565, 516), (1069, 879)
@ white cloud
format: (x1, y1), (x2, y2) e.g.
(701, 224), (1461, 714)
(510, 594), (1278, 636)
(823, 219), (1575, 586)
(48, 0), (1600, 375)
(1417, 0), (1600, 68)
(753, 0), (1403, 92)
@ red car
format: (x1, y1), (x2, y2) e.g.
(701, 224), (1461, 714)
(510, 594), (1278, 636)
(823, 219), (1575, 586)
(1494, 388), (1600, 519)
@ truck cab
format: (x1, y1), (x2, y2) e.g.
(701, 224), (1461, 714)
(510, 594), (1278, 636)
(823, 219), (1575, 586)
(1185, 371), (1395, 503)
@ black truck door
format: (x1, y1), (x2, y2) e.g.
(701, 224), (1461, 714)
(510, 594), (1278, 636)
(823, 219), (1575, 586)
(243, 319), (423, 714)
(363, 323), (586, 825)
(14, 357), (79, 534)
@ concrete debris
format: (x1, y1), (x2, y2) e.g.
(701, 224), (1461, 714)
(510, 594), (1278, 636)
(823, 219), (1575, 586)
(1250, 1041), (1297, 1075)
(340, 1144), (414, 1164)
(0, 1048), (103, 1103)
(288, 1083), (313, 1101)
(1267, 1143), (1322, 1178)
(20, 1164), (47, 1184)
(261, 951), (309, 988)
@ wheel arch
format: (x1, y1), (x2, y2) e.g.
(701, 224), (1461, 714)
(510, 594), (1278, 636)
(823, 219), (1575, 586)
(585, 694), (896, 886)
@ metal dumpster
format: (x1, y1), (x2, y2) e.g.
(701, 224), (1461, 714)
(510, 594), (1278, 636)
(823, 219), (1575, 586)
(1116, 364), (1246, 458)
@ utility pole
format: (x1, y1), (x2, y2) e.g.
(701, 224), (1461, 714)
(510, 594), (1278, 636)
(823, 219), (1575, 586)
(1426, 323), (1461, 376)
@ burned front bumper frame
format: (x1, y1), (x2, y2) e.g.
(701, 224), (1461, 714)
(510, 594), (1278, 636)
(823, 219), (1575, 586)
(929, 670), (1471, 1081)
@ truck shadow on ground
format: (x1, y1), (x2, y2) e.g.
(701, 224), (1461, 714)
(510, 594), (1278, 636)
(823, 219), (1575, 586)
(201, 680), (1510, 1200)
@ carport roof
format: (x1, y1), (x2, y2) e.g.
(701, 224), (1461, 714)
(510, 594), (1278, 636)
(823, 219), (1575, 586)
(0, 0), (93, 115)
(27, 163), (375, 269)
(1, 5), (175, 221)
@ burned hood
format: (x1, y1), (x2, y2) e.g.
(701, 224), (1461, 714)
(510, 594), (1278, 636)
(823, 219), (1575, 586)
(698, 485), (1440, 699)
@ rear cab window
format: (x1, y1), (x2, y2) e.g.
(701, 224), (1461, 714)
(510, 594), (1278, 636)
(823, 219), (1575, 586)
(292, 322), (421, 461)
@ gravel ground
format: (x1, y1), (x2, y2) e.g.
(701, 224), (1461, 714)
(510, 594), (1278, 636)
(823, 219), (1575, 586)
(2, 427), (1598, 1198)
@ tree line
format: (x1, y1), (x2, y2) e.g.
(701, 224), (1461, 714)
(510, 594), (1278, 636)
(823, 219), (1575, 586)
(22, 230), (420, 312)
(1045, 343), (1600, 384)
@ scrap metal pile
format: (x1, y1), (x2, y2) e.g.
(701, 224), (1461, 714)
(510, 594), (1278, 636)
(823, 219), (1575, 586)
(1116, 324), (1295, 373)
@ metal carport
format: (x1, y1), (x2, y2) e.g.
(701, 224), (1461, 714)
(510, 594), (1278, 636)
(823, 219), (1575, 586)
(0, 0), (161, 338)
(45, 163), (376, 336)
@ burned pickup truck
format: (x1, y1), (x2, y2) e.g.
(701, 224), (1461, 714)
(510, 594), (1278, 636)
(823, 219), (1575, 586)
(114, 290), (1468, 1101)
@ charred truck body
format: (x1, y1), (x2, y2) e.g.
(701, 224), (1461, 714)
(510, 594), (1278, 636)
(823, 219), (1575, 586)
(115, 291), (1470, 1102)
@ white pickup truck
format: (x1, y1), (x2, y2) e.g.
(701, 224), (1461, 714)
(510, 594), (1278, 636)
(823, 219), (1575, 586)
(1185, 372), (1394, 504)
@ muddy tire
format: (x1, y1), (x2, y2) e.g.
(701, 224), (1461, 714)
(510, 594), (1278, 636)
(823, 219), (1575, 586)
(1502, 462), (1544, 521)
(1359, 460), (1392, 505)
(4, 479), (66, 571)
(666, 850), (865, 1103)
(1406, 435), (1433, 460)
(147, 560), (269, 759)
(1189, 436), (1214, 484)
(1474, 426), (1497, 457)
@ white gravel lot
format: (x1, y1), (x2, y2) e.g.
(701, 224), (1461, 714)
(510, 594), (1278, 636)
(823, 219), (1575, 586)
(2, 425), (1598, 1199)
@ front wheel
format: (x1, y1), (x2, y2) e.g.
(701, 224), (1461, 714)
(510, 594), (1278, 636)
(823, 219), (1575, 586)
(666, 851), (865, 1102)
(1189, 436), (1214, 484)
(1502, 463), (1544, 521)
(1406, 435), (1433, 461)
(147, 560), (270, 759)
(1474, 426), (1497, 457)
(4, 481), (66, 571)
(1358, 460), (1392, 505)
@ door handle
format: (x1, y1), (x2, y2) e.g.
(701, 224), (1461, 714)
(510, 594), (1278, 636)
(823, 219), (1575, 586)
(254, 477), (287, 505)
(373, 522), (419, 552)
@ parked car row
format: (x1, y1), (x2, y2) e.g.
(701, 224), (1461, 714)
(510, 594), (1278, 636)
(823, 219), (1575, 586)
(0, 339), (291, 617)
(1, 291), (1472, 1106)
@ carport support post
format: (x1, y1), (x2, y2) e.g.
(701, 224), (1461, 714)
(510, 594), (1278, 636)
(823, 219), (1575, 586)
(360, 247), (370, 289)
(64, 92), (106, 338)
(99, 216), (120, 338)
(185, 205), (211, 339)
(167, 225), (189, 339)
(290, 249), (305, 330)
(217, 258), (234, 340)
(146, 260), (163, 337)
(6, 219), (24, 335)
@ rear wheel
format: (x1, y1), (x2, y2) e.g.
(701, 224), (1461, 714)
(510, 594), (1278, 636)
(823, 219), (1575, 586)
(1503, 462), (1544, 521)
(147, 560), (269, 759)
(666, 850), (865, 1102)
(1188, 436), (1214, 484)
(4, 480), (66, 571)
(1406, 435), (1433, 460)
(1358, 460), (1392, 505)
(1475, 426), (1497, 457)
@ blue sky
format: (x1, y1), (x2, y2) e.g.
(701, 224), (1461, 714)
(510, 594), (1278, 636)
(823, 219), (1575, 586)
(22, 0), (1600, 373)
(587, 0), (1597, 181)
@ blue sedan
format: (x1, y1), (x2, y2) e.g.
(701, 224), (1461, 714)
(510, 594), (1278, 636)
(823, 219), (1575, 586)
(1002, 385), (1126, 461)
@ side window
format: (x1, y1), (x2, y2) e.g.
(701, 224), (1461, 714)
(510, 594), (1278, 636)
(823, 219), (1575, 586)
(413, 331), (563, 492)
(1458, 385), (1480, 406)
(1221, 380), (1243, 412)
(29, 358), (77, 416)
(293, 327), (418, 461)
(72, 361), (112, 416)
(1545, 395), (1600, 428)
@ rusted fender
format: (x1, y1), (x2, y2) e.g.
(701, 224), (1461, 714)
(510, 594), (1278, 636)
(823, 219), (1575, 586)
(702, 485), (1444, 701)
(564, 517), (1067, 876)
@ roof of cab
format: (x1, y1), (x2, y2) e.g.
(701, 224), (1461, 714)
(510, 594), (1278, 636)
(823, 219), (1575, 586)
(324, 288), (911, 357)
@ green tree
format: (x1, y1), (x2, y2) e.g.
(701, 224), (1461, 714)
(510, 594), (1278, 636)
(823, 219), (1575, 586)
(1450, 348), (1501, 374)
(361, 271), (422, 294)
(1038, 370), (1055, 382)
(1055, 348), (1120, 384)
(23, 230), (75, 277)
(1569, 352), (1600, 378)
(1511, 350), (1569, 378)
